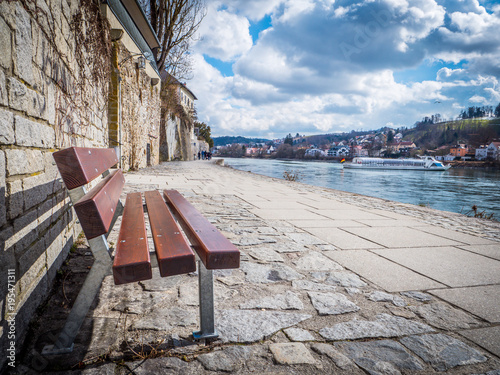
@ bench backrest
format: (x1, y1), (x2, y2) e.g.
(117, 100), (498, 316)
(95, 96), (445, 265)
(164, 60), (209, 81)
(53, 147), (124, 239)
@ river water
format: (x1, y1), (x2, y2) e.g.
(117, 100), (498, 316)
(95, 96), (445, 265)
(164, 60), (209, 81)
(221, 157), (500, 219)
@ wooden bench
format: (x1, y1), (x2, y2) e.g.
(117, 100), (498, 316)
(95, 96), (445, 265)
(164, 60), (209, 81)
(42, 147), (240, 355)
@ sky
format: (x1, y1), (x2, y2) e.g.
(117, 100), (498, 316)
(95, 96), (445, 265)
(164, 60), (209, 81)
(187, 0), (500, 139)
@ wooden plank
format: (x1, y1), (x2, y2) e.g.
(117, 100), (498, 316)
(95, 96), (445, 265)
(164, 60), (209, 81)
(163, 190), (240, 269)
(113, 192), (152, 285)
(73, 169), (125, 239)
(144, 191), (196, 277)
(53, 147), (118, 189)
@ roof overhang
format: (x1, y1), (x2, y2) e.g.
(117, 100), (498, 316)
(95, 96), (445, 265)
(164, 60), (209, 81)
(104, 0), (160, 75)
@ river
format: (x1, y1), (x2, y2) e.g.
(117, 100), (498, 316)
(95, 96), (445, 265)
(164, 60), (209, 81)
(221, 157), (500, 220)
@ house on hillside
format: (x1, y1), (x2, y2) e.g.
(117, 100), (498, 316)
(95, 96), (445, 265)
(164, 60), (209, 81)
(327, 146), (350, 157)
(475, 145), (488, 160)
(305, 148), (326, 157)
(352, 145), (369, 157)
(387, 141), (416, 153)
(450, 144), (469, 158)
(487, 141), (500, 160)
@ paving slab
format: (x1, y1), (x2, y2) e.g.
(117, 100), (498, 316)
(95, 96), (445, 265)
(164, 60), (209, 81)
(286, 219), (368, 228)
(417, 226), (498, 245)
(460, 326), (500, 358)
(325, 250), (445, 292)
(430, 285), (500, 323)
(336, 340), (425, 374)
(250, 208), (326, 220)
(320, 313), (435, 340)
(315, 209), (391, 220)
(344, 226), (463, 248)
(373, 247), (500, 287)
(354, 219), (426, 227)
(296, 199), (356, 210)
(457, 244), (500, 261)
(400, 333), (488, 371)
(306, 228), (383, 249)
(269, 343), (317, 365)
(249, 200), (318, 209)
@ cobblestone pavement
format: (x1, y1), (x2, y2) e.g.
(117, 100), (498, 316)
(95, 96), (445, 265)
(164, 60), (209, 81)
(16, 160), (500, 374)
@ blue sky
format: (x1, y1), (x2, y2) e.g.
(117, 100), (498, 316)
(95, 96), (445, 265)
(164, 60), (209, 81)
(189, 0), (500, 138)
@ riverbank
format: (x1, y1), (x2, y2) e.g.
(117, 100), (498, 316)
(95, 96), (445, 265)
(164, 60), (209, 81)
(218, 156), (500, 170)
(16, 160), (500, 374)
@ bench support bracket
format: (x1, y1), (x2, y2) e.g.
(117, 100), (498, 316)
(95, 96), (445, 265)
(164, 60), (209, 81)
(193, 260), (218, 340)
(42, 185), (114, 355)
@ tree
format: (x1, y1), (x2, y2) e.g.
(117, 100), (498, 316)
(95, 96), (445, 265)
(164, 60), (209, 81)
(195, 121), (213, 148)
(387, 130), (394, 144)
(284, 133), (293, 146)
(495, 103), (500, 118)
(141, 0), (206, 78)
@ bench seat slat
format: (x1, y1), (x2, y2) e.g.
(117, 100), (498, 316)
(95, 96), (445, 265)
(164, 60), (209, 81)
(144, 191), (196, 277)
(53, 147), (119, 189)
(73, 169), (125, 239)
(113, 192), (152, 285)
(163, 190), (240, 270)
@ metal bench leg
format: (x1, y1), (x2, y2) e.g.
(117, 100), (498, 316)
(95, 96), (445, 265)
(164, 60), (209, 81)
(193, 260), (219, 340)
(42, 236), (112, 355)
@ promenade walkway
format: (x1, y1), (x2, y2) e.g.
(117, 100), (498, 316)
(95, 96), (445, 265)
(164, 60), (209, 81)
(19, 160), (500, 374)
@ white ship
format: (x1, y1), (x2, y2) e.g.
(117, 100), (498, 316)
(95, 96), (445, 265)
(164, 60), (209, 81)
(343, 156), (451, 171)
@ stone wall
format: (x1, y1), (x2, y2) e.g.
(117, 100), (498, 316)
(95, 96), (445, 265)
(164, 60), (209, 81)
(117, 43), (161, 170)
(0, 0), (161, 370)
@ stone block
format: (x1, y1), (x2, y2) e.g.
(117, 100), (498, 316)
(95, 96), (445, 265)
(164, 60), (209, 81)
(13, 208), (38, 254)
(0, 69), (7, 106)
(0, 226), (14, 252)
(27, 88), (47, 120)
(33, 0), (53, 39)
(5, 149), (28, 176)
(14, 3), (34, 85)
(400, 333), (487, 371)
(0, 109), (15, 145)
(18, 238), (45, 276)
(16, 272), (48, 339)
(7, 179), (23, 219)
(14, 115), (55, 148)
(8, 77), (28, 113)
(37, 197), (55, 233)
(0, 16), (12, 69)
(269, 343), (317, 365)
(23, 173), (52, 210)
(46, 83), (56, 125)
(0, 3), (16, 29)
(0, 151), (5, 227)
(18, 249), (46, 295)
(45, 230), (63, 271)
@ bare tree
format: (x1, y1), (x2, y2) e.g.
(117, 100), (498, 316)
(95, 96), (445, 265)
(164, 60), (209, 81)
(140, 0), (205, 79)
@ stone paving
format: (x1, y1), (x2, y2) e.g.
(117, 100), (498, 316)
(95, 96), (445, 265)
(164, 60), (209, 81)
(15, 160), (500, 374)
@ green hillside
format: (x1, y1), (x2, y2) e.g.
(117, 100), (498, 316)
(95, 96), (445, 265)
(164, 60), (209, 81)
(403, 118), (500, 150)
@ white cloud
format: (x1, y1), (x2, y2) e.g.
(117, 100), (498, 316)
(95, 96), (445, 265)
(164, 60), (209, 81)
(187, 0), (500, 138)
(193, 3), (253, 61)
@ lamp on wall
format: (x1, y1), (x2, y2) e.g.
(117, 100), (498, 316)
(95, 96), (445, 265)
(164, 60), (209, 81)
(119, 53), (146, 68)
(136, 56), (146, 69)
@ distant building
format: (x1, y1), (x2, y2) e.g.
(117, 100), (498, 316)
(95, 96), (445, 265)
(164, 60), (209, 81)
(487, 141), (500, 160)
(352, 145), (369, 157)
(388, 141), (416, 153)
(450, 144), (468, 158)
(305, 148), (326, 157)
(327, 146), (350, 157)
(475, 145), (488, 160)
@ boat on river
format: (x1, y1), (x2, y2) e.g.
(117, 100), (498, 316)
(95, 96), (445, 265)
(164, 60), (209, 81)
(343, 156), (451, 171)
